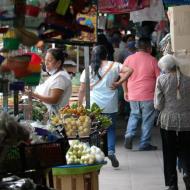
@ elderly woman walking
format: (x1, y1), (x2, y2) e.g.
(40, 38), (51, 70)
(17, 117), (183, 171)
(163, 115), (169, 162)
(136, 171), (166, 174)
(154, 54), (190, 190)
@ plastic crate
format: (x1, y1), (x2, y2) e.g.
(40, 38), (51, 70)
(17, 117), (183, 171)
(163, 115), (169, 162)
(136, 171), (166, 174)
(22, 139), (69, 170)
(0, 146), (24, 174)
(0, 138), (69, 174)
(91, 131), (108, 157)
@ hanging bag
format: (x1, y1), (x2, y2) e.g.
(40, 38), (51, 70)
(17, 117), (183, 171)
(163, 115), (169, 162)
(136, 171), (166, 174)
(90, 61), (114, 90)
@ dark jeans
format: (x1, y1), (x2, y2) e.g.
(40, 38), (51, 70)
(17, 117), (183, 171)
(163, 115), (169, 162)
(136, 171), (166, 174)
(103, 113), (117, 156)
(160, 128), (190, 186)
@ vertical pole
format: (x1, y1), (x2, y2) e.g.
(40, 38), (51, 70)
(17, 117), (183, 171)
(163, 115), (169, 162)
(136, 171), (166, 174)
(14, 0), (26, 27)
(2, 79), (9, 112)
(77, 46), (80, 73)
(13, 90), (19, 116)
(84, 46), (90, 109)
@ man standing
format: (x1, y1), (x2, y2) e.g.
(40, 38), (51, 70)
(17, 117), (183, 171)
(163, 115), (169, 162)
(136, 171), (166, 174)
(122, 37), (160, 151)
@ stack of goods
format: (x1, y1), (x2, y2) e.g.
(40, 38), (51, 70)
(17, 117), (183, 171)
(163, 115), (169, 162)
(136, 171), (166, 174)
(66, 140), (105, 165)
(50, 103), (112, 138)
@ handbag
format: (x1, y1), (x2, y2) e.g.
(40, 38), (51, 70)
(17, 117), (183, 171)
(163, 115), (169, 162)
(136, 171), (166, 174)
(90, 61), (114, 90)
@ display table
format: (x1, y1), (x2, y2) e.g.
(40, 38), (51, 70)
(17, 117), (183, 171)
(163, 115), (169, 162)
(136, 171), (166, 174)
(52, 162), (106, 190)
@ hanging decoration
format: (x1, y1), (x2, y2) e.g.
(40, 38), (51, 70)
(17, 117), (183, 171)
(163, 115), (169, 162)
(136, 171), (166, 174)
(98, 0), (150, 14)
(37, 0), (97, 44)
(68, 5), (97, 43)
(0, 0), (98, 46)
(0, 53), (41, 86)
(2, 29), (20, 51)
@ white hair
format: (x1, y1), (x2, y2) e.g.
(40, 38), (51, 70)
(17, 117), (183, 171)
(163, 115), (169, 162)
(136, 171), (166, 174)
(158, 54), (179, 72)
(158, 54), (181, 99)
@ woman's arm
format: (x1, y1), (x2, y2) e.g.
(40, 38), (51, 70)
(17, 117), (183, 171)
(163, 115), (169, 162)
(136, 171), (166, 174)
(78, 82), (86, 106)
(32, 88), (64, 104)
(154, 78), (164, 111)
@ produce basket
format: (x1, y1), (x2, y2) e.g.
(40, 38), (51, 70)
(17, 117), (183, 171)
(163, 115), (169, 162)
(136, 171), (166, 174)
(79, 131), (108, 157)
(52, 161), (107, 176)
(89, 131), (108, 157)
(0, 138), (69, 174)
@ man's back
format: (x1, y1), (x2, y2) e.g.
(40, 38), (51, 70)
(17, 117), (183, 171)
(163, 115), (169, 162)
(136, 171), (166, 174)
(123, 51), (160, 101)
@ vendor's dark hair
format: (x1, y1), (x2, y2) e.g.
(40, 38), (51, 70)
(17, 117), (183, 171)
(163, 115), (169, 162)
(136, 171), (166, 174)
(47, 48), (68, 67)
(91, 45), (107, 79)
(137, 37), (151, 51)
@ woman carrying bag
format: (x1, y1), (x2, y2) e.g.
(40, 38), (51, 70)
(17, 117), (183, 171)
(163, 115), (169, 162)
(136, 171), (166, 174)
(78, 45), (133, 168)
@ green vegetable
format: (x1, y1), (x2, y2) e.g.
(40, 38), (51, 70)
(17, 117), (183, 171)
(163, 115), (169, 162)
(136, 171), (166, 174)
(32, 100), (47, 121)
(70, 102), (78, 109)
(96, 115), (112, 128)
(90, 103), (103, 116)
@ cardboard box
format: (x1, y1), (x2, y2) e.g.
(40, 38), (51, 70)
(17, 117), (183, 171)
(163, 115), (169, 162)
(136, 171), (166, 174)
(169, 5), (190, 52)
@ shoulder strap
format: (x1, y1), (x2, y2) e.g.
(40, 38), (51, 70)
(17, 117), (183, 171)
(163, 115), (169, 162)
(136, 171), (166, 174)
(90, 61), (114, 89)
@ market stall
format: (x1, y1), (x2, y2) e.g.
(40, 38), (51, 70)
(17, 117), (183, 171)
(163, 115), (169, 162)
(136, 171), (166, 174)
(0, 1), (110, 190)
(2, 0), (190, 189)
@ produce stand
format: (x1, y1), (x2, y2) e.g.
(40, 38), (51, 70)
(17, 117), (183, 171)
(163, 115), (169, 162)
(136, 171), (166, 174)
(52, 162), (106, 190)
(0, 1), (105, 190)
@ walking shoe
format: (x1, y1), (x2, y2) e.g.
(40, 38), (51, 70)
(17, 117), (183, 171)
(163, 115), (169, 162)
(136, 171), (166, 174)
(183, 173), (190, 190)
(165, 186), (178, 190)
(124, 135), (133, 149)
(139, 144), (157, 151)
(108, 154), (119, 168)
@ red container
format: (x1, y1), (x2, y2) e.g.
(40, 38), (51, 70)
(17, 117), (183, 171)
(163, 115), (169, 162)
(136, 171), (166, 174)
(25, 5), (40, 17)
(26, 52), (42, 73)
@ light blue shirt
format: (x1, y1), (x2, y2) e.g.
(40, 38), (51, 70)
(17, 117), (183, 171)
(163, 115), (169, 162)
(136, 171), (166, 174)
(80, 61), (122, 113)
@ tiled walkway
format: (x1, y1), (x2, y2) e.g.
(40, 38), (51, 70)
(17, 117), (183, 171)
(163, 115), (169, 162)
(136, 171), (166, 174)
(99, 117), (185, 190)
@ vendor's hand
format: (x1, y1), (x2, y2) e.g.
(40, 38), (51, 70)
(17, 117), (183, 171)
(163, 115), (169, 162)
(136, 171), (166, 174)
(24, 88), (33, 96)
(24, 88), (31, 96)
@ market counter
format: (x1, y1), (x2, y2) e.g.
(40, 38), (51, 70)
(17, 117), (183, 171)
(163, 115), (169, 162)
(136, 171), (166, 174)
(52, 162), (106, 190)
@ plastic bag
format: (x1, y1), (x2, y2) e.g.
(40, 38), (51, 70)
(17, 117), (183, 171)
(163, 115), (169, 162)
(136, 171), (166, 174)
(0, 176), (55, 190)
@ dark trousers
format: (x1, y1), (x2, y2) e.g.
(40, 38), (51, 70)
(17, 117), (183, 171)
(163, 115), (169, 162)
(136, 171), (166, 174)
(160, 128), (190, 187)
